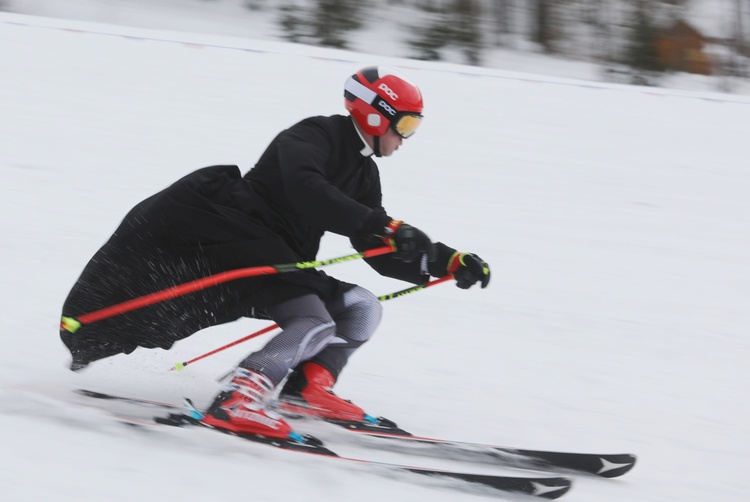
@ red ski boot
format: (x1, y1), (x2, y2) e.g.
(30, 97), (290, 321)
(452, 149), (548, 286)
(202, 368), (300, 440)
(277, 362), (377, 424)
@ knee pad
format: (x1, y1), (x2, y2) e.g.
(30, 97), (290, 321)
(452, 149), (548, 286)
(340, 286), (382, 343)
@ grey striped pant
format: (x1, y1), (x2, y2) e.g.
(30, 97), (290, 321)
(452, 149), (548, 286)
(239, 285), (382, 386)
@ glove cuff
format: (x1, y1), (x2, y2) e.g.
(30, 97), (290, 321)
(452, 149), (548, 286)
(381, 220), (404, 247)
(447, 252), (464, 275)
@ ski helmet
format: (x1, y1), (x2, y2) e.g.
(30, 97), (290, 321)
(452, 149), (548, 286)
(344, 66), (424, 138)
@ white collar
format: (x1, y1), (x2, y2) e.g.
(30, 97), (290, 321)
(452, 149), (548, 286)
(351, 117), (374, 157)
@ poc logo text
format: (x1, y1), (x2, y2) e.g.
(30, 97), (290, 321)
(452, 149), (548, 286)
(378, 83), (398, 100)
(378, 100), (397, 116)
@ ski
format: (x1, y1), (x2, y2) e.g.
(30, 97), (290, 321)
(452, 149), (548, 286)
(275, 397), (636, 478)
(75, 389), (635, 478)
(167, 408), (572, 499)
(323, 418), (636, 478)
(74, 390), (572, 499)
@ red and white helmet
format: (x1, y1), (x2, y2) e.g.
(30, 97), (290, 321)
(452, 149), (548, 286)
(344, 66), (424, 138)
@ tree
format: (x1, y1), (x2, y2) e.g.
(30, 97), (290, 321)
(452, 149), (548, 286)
(623, 2), (665, 73)
(407, 0), (484, 65)
(489, 0), (513, 47)
(531, 0), (557, 53)
(312, 0), (362, 49)
(452, 0), (483, 65)
(278, 0), (363, 49)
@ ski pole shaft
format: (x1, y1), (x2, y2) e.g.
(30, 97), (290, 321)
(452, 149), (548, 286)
(171, 275), (452, 372)
(172, 323), (279, 371)
(376, 274), (452, 301)
(60, 246), (393, 333)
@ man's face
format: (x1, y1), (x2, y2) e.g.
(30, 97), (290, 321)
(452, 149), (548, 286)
(378, 127), (404, 157)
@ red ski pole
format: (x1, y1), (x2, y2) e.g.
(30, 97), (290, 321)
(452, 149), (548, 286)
(170, 275), (453, 372)
(172, 324), (279, 372)
(60, 246), (394, 333)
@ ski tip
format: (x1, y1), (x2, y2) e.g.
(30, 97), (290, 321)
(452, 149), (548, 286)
(596, 453), (637, 478)
(404, 469), (572, 500)
(531, 478), (573, 499)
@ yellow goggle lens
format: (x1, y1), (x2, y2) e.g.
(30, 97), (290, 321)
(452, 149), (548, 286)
(393, 114), (423, 139)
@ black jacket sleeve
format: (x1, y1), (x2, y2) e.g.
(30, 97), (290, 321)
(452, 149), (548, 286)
(276, 122), (378, 237)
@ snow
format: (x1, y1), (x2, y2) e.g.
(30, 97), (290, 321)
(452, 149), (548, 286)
(1, 9), (750, 502)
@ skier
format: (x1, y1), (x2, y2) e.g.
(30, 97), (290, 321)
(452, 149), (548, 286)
(60, 66), (490, 441)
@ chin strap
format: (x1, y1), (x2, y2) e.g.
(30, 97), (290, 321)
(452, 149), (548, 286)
(373, 136), (382, 158)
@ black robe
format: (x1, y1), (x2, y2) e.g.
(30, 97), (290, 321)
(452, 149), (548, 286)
(60, 115), (453, 367)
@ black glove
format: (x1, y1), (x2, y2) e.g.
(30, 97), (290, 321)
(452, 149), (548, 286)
(383, 220), (436, 263)
(447, 252), (490, 289)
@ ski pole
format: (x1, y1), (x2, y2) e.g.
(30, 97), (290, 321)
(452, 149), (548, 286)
(171, 275), (452, 372)
(376, 274), (452, 301)
(60, 246), (394, 333)
(172, 323), (279, 372)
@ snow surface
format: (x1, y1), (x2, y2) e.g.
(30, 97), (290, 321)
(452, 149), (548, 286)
(1, 10), (750, 502)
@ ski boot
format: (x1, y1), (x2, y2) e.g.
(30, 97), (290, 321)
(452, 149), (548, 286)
(277, 362), (378, 424)
(202, 368), (303, 441)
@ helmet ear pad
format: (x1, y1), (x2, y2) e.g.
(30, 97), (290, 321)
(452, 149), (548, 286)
(345, 66), (423, 137)
(367, 112), (383, 130)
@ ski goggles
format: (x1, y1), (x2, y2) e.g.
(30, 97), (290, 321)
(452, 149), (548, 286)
(391, 112), (423, 139)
